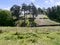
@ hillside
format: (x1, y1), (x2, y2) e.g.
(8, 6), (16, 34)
(35, 14), (60, 26)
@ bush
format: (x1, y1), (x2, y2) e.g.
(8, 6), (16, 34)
(15, 19), (37, 27)
(15, 20), (27, 27)
(0, 10), (14, 26)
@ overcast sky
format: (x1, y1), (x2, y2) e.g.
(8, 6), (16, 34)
(0, 0), (60, 10)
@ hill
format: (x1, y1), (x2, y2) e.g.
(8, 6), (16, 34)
(35, 14), (60, 26)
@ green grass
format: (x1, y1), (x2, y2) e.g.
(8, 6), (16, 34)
(0, 26), (60, 45)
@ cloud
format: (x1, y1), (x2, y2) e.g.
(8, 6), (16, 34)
(30, 0), (35, 2)
(36, 4), (42, 8)
(49, 0), (54, 3)
(45, 0), (49, 3)
(1, 7), (10, 10)
(45, 0), (53, 5)
(56, 2), (60, 5)
(45, 0), (54, 4)
(36, 5), (40, 8)
(45, 0), (57, 6)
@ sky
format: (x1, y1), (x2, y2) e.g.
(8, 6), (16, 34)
(0, 0), (60, 10)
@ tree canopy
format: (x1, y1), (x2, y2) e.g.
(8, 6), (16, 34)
(10, 5), (20, 20)
(0, 10), (14, 26)
(47, 5), (60, 22)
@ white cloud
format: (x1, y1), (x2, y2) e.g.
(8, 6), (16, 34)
(1, 7), (10, 10)
(30, 0), (35, 2)
(45, 0), (54, 5)
(50, 0), (54, 3)
(56, 2), (60, 5)
(36, 5), (40, 8)
(36, 5), (42, 8)
(45, 0), (54, 3)
(45, 0), (57, 6)
(45, 0), (49, 3)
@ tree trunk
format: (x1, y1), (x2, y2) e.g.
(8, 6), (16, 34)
(24, 11), (25, 19)
(24, 10), (26, 26)
(33, 14), (34, 21)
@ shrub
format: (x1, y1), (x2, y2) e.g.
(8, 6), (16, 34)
(0, 10), (14, 26)
(0, 30), (3, 33)
(15, 18), (37, 27)
(15, 20), (27, 27)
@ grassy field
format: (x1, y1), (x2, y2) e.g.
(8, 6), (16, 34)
(0, 26), (60, 45)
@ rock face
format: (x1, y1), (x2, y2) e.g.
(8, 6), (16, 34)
(35, 14), (60, 26)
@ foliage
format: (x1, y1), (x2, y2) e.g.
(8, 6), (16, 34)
(10, 5), (20, 20)
(38, 8), (43, 14)
(0, 10), (14, 26)
(30, 3), (38, 20)
(47, 6), (60, 22)
(15, 18), (37, 27)
(0, 27), (60, 45)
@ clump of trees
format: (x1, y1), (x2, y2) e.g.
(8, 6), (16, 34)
(47, 5), (60, 22)
(10, 3), (38, 27)
(0, 3), (39, 26)
(1, 3), (60, 26)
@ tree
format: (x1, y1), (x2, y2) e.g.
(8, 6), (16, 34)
(21, 3), (28, 18)
(21, 3), (28, 24)
(27, 4), (32, 18)
(30, 3), (38, 21)
(28, 5), (32, 13)
(42, 8), (47, 15)
(47, 7), (52, 17)
(47, 5), (60, 22)
(38, 8), (42, 14)
(0, 10), (14, 26)
(10, 5), (20, 20)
